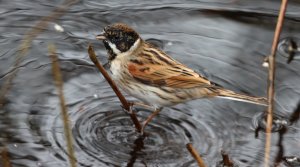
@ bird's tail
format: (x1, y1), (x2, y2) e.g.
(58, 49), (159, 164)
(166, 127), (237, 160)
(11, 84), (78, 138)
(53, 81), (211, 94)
(217, 89), (268, 106)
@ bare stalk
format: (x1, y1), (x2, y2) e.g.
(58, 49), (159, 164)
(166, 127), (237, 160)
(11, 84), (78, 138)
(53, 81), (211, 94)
(186, 143), (207, 167)
(264, 0), (288, 167)
(49, 44), (77, 167)
(87, 44), (142, 132)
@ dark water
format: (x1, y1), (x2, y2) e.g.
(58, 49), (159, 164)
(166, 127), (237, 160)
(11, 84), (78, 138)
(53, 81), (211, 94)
(1, 0), (300, 167)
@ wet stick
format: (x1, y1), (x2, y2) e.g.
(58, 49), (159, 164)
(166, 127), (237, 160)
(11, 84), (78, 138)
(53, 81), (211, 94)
(186, 143), (207, 167)
(264, 0), (288, 167)
(49, 44), (77, 167)
(126, 136), (145, 167)
(87, 44), (142, 132)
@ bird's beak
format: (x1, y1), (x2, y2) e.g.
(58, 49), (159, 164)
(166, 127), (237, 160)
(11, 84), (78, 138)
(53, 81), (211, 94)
(96, 33), (106, 40)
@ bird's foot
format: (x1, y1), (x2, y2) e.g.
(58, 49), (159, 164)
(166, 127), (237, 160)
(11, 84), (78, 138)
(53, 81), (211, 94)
(140, 108), (162, 136)
(128, 101), (153, 110)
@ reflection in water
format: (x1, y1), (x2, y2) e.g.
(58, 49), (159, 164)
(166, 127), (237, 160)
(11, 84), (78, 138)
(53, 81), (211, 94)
(69, 98), (212, 166)
(278, 37), (300, 64)
(126, 136), (145, 167)
(0, 0), (300, 166)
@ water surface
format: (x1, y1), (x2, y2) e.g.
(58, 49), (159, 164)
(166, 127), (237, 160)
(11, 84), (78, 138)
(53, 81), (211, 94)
(1, 0), (300, 166)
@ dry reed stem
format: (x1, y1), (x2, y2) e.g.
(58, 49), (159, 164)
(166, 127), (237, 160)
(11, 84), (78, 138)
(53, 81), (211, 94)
(49, 44), (77, 167)
(87, 44), (142, 132)
(0, 2), (78, 166)
(186, 143), (207, 167)
(264, 0), (288, 167)
(0, 0), (78, 107)
(1, 147), (11, 167)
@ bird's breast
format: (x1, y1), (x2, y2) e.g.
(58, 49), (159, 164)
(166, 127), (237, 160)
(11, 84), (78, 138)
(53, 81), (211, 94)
(110, 59), (123, 79)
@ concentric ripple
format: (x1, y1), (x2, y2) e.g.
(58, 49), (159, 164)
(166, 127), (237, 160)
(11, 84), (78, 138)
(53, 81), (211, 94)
(2, 1), (300, 166)
(49, 97), (228, 166)
(283, 156), (300, 167)
(278, 37), (300, 62)
(252, 112), (289, 135)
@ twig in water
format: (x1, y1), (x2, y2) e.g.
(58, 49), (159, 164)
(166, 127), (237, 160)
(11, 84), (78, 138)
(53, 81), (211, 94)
(264, 0), (288, 167)
(87, 44), (142, 132)
(186, 143), (207, 167)
(126, 136), (145, 167)
(221, 150), (234, 167)
(49, 44), (77, 167)
(289, 101), (300, 124)
(274, 126), (287, 167)
(286, 39), (297, 64)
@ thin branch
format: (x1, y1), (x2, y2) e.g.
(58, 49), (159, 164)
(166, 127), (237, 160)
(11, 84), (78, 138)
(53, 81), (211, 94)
(49, 44), (77, 167)
(88, 45), (129, 109)
(87, 44), (142, 132)
(264, 0), (288, 167)
(186, 143), (207, 167)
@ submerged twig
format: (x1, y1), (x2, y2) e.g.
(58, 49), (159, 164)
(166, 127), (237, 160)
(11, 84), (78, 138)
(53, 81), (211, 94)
(286, 39), (297, 64)
(221, 150), (234, 167)
(126, 136), (145, 167)
(289, 101), (300, 124)
(186, 143), (207, 167)
(264, 0), (288, 167)
(0, 0), (78, 108)
(1, 147), (11, 167)
(274, 126), (287, 167)
(49, 44), (77, 167)
(87, 44), (142, 132)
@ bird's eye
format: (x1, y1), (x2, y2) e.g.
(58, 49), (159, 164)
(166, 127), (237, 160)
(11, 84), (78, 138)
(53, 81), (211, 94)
(113, 36), (120, 41)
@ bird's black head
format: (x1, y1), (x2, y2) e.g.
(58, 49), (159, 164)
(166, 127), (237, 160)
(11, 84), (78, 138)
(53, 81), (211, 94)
(96, 23), (140, 60)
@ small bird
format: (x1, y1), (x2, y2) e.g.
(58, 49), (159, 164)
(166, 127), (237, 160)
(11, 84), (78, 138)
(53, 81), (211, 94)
(96, 23), (267, 113)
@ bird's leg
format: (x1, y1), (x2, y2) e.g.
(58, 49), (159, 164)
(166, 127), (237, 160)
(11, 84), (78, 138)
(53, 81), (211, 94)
(126, 101), (162, 134)
(141, 107), (162, 135)
(122, 101), (148, 114)
(128, 101), (154, 110)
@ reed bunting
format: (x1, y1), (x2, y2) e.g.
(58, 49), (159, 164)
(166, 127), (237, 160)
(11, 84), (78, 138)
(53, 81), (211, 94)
(96, 23), (267, 110)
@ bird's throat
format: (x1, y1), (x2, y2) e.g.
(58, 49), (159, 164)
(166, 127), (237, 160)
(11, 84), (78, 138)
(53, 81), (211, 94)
(103, 40), (117, 61)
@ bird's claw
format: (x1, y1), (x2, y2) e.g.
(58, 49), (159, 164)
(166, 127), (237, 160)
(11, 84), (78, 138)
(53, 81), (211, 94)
(140, 121), (148, 136)
(121, 102), (136, 114)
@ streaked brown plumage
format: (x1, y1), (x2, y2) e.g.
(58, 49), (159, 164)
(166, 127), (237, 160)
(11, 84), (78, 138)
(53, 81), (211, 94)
(96, 23), (267, 109)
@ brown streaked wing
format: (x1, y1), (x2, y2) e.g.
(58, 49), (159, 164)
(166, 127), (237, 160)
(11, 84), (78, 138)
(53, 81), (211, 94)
(128, 50), (213, 89)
